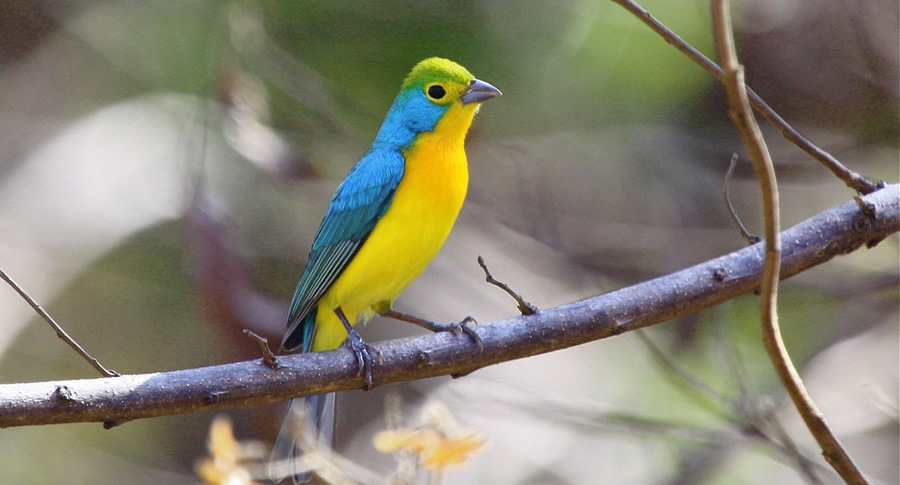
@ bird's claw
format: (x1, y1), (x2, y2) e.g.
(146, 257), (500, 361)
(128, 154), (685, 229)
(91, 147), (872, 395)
(380, 309), (483, 351)
(434, 316), (483, 351)
(345, 330), (377, 390)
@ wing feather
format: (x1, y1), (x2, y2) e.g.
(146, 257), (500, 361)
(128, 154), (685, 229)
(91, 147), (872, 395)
(282, 148), (405, 350)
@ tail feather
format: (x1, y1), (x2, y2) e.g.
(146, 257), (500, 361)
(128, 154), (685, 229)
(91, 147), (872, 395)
(270, 393), (336, 484)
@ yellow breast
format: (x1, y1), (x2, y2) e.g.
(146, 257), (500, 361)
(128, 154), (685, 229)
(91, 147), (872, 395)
(310, 103), (479, 350)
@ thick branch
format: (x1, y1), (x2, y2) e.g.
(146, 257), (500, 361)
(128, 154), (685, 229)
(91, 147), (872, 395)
(0, 185), (897, 428)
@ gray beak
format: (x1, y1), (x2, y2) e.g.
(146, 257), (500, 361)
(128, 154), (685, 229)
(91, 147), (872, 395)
(461, 78), (502, 104)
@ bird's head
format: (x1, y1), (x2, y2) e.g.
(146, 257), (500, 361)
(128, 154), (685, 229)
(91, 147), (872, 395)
(374, 57), (501, 148)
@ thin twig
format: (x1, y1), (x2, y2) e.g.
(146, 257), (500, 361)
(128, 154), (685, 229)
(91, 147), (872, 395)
(713, 323), (825, 483)
(454, 375), (834, 481)
(610, 0), (881, 195)
(0, 268), (119, 378)
(243, 329), (280, 368)
(639, 327), (823, 482)
(711, 2), (867, 483)
(635, 330), (733, 417)
(476, 256), (538, 315)
(762, 411), (826, 484)
(723, 153), (762, 244)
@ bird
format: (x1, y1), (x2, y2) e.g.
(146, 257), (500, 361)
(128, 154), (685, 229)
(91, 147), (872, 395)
(270, 57), (501, 483)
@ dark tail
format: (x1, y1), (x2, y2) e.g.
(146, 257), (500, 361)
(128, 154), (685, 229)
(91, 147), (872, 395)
(270, 393), (336, 483)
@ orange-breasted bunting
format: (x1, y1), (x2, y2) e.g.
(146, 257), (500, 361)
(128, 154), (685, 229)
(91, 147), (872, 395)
(270, 57), (500, 483)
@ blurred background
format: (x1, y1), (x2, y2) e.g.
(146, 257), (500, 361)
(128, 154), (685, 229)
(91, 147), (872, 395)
(0, 1), (896, 483)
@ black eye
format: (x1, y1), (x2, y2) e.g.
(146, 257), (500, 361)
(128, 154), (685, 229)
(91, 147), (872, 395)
(427, 84), (446, 100)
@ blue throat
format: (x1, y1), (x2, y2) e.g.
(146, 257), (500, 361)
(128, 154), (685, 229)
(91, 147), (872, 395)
(372, 88), (449, 150)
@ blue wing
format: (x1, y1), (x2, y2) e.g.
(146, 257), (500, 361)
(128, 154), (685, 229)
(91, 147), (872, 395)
(281, 148), (405, 352)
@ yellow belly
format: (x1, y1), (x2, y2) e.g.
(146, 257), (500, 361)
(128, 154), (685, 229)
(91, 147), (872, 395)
(310, 130), (470, 351)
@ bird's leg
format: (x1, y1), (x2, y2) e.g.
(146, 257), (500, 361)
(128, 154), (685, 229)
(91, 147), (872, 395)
(334, 307), (375, 390)
(381, 309), (483, 351)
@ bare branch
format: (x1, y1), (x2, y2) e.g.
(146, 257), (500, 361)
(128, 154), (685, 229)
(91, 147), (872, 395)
(610, 0), (881, 195)
(0, 185), (895, 428)
(711, 1), (867, 483)
(243, 329), (280, 369)
(0, 268), (119, 378)
(477, 256), (538, 315)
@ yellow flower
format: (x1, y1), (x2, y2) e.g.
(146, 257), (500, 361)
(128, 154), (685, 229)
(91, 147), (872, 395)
(373, 400), (485, 471)
(195, 415), (253, 485)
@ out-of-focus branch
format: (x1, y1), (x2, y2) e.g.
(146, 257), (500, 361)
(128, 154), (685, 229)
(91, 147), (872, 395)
(0, 185), (895, 428)
(610, 0), (881, 195)
(712, 2), (867, 483)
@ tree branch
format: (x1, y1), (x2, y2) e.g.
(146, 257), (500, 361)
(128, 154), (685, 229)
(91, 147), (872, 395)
(610, 0), (881, 195)
(713, 2), (868, 483)
(0, 185), (896, 428)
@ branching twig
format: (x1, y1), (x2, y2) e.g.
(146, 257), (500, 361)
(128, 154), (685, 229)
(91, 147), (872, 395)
(762, 411), (826, 484)
(611, 0), (881, 195)
(711, 2), (867, 483)
(0, 268), (119, 378)
(0, 185), (895, 428)
(723, 154), (761, 244)
(639, 329), (823, 482)
(243, 329), (280, 368)
(710, 321), (826, 483)
(476, 256), (538, 315)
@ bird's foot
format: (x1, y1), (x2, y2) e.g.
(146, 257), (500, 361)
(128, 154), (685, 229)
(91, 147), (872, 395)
(334, 307), (377, 390)
(427, 316), (484, 351)
(345, 329), (376, 390)
(381, 309), (483, 351)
